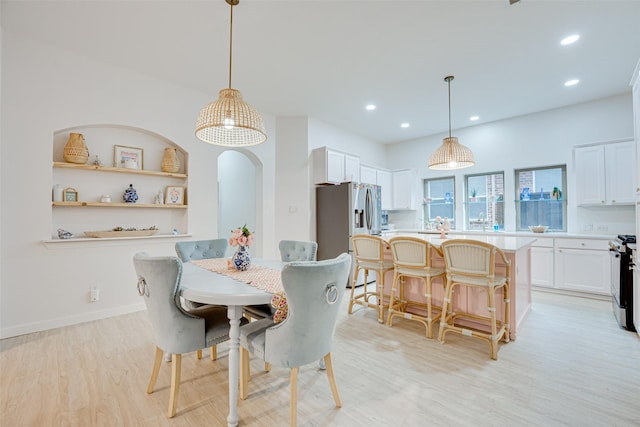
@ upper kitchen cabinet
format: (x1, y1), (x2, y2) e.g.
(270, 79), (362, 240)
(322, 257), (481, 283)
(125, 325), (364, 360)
(633, 59), (640, 198)
(377, 169), (393, 211)
(312, 147), (360, 184)
(575, 140), (636, 206)
(391, 169), (416, 210)
(360, 165), (377, 185)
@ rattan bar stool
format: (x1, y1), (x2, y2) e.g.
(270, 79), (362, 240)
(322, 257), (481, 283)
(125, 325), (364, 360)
(348, 234), (394, 323)
(438, 239), (511, 360)
(386, 236), (445, 338)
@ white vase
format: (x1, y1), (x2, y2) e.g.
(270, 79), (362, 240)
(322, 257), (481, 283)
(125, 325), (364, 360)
(53, 184), (63, 202)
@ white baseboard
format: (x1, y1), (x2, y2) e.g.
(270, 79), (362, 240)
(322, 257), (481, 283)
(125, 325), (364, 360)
(0, 303), (146, 339)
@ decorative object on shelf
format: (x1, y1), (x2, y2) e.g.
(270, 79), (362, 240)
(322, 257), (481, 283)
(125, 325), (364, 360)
(52, 184), (63, 202)
(229, 224), (254, 271)
(63, 132), (89, 164)
(172, 228), (179, 235)
(114, 145), (143, 170)
(123, 184), (139, 203)
(529, 225), (549, 233)
(470, 188), (477, 202)
(154, 190), (164, 204)
(100, 194), (112, 203)
(63, 187), (78, 202)
(92, 155), (103, 166)
(165, 185), (185, 205)
(552, 187), (562, 200)
(84, 226), (159, 238)
(57, 228), (73, 239)
(520, 187), (530, 201)
(428, 76), (475, 170)
(195, 0), (267, 147)
(161, 147), (180, 173)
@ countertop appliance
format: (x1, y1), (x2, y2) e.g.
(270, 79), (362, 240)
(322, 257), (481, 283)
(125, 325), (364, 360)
(608, 234), (636, 332)
(316, 182), (382, 286)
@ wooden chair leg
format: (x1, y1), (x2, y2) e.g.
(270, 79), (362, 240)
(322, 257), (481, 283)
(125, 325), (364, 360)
(503, 283), (511, 343)
(210, 345), (217, 361)
(240, 347), (249, 400)
(265, 362), (272, 372)
(386, 271), (400, 326)
(488, 286), (498, 360)
(324, 353), (342, 408)
(376, 271), (385, 324)
(424, 277), (433, 339)
(167, 353), (182, 418)
(290, 367), (299, 427)
(196, 349), (202, 359)
(348, 266), (359, 314)
(147, 346), (163, 394)
(438, 280), (453, 343)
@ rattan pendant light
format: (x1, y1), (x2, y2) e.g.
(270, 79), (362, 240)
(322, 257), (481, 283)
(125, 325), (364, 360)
(428, 76), (475, 170)
(195, 0), (267, 147)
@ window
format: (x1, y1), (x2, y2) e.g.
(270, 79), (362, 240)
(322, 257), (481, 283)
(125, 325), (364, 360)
(423, 177), (455, 229)
(465, 172), (505, 231)
(515, 165), (566, 231)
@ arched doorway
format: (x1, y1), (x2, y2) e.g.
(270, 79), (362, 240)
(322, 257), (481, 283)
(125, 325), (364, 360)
(217, 150), (260, 256)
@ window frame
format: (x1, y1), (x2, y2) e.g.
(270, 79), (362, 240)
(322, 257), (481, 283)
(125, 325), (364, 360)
(514, 164), (567, 232)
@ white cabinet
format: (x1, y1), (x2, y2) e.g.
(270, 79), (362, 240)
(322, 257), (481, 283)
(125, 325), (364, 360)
(377, 169), (393, 211)
(391, 169), (416, 210)
(554, 238), (611, 295)
(575, 141), (636, 206)
(312, 147), (360, 184)
(633, 59), (640, 198)
(360, 165), (377, 185)
(530, 238), (555, 288)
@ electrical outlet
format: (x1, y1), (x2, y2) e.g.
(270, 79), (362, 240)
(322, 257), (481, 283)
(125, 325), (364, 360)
(596, 224), (608, 232)
(90, 285), (100, 302)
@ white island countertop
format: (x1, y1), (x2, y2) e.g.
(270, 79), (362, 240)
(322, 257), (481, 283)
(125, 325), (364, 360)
(381, 231), (537, 252)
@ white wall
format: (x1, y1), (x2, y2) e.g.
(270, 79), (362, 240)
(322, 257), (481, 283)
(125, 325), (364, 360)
(0, 34), (277, 338)
(386, 93), (636, 235)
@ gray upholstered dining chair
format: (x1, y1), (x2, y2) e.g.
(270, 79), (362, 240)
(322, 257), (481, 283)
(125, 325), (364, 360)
(175, 238), (227, 313)
(174, 238), (229, 361)
(242, 239), (318, 321)
(133, 252), (247, 418)
(175, 238), (228, 262)
(238, 252), (351, 427)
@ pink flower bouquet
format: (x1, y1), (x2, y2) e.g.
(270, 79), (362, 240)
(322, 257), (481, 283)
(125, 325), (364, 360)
(229, 224), (254, 248)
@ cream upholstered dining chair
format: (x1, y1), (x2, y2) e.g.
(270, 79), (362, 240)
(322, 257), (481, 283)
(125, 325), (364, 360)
(348, 234), (394, 323)
(386, 236), (446, 338)
(438, 239), (511, 360)
(238, 253), (351, 427)
(133, 252), (247, 417)
(242, 239), (318, 321)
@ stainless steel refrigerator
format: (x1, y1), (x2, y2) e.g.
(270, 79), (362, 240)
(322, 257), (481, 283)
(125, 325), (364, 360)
(316, 182), (382, 286)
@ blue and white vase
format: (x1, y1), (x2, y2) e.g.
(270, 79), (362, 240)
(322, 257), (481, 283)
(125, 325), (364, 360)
(232, 246), (251, 271)
(123, 184), (138, 203)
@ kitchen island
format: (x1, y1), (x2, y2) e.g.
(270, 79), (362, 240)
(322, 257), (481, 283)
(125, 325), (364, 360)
(380, 232), (536, 340)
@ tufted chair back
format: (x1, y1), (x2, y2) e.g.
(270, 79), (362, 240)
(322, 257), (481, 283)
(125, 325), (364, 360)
(278, 240), (318, 262)
(175, 239), (228, 262)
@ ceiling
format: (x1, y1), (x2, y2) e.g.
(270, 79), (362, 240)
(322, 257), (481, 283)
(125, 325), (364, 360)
(3, 0), (640, 144)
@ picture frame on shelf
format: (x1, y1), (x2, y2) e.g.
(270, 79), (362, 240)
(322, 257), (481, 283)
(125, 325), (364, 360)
(63, 187), (78, 202)
(114, 145), (143, 170)
(165, 186), (185, 205)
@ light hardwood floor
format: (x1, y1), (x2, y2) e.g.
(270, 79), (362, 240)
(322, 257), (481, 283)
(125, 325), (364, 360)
(2, 290), (639, 426)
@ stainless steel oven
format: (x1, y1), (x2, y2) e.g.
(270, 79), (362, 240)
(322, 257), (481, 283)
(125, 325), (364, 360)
(608, 234), (636, 331)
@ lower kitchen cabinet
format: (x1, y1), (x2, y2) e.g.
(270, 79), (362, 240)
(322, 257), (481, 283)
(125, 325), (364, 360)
(554, 238), (611, 295)
(531, 238), (554, 288)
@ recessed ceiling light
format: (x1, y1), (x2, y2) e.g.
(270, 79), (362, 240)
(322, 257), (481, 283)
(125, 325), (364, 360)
(400, 123), (410, 128)
(560, 34), (580, 45)
(365, 104), (376, 111)
(469, 116), (480, 121)
(564, 79), (580, 87)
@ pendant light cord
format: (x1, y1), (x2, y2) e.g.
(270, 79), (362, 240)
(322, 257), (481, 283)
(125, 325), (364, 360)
(228, 1), (234, 89)
(447, 76), (452, 138)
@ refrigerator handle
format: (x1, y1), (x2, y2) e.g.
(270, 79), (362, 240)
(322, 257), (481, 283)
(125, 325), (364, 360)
(365, 188), (373, 231)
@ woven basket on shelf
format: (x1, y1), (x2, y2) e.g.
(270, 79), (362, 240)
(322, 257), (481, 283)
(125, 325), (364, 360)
(161, 147), (180, 173)
(63, 133), (89, 164)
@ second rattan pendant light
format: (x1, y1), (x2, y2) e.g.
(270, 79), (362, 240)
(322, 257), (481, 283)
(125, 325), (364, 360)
(428, 76), (475, 170)
(195, 0), (267, 147)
